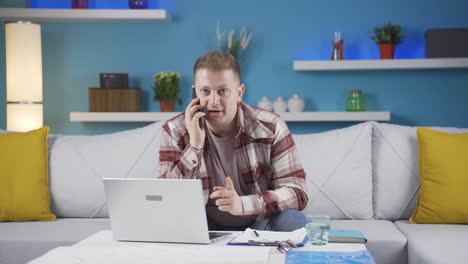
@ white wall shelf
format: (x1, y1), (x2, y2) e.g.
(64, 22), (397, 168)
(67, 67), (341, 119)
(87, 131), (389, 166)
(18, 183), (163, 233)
(279, 112), (390, 122)
(70, 111), (391, 122)
(0, 8), (169, 22)
(293, 58), (468, 71)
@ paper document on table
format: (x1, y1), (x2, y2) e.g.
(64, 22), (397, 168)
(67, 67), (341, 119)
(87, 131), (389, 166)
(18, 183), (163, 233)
(28, 244), (270, 264)
(228, 227), (307, 246)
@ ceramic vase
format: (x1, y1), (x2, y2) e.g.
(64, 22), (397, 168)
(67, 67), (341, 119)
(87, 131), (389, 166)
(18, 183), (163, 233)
(345, 90), (365, 111)
(128, 0), (148, 9)
(71, 0), (88, 9)
(288, 93), (305, 113)
(257, 97), (273, 111)
(273, 96), (288, 113)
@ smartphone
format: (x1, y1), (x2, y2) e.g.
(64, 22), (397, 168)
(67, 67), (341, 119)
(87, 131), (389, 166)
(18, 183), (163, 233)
(192, 87), (205, 128)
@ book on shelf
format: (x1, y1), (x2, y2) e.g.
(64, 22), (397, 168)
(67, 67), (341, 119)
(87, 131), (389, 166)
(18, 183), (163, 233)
(329, 230), (367, 243)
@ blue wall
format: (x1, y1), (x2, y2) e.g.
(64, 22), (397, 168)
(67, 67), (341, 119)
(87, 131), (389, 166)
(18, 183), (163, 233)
(1, 0), (468, 135)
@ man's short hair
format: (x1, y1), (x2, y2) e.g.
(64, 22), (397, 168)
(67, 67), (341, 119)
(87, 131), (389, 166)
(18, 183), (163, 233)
(193, 51), (241, 82)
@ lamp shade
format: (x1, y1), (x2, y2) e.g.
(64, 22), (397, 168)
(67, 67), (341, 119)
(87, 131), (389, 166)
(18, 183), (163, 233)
(6, 22), (43, 132)
(7, 104), (43, 132)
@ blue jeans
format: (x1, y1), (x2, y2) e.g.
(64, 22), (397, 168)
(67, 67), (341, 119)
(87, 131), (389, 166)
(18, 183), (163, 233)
(250, 209), (306, 231)
(207, 209), (306, 232)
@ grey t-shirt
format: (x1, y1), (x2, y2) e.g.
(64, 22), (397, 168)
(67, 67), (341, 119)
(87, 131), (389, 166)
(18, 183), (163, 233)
(204, 127), (252, 227)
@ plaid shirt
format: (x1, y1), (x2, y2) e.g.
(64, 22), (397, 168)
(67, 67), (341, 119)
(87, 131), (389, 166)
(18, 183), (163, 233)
(159, 102), (308, 220)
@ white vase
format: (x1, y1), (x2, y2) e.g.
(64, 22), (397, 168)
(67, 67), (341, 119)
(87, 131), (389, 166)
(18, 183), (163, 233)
(273, 96), (288, 113)
(257, 96), (273, 111)
(288, 93), (305, 113)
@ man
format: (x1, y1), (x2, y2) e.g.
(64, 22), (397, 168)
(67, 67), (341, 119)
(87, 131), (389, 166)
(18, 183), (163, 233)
(159, 51), (308, 231)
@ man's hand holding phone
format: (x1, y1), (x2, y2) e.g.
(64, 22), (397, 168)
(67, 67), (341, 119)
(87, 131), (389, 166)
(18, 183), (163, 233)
(185, 95), (206, 151)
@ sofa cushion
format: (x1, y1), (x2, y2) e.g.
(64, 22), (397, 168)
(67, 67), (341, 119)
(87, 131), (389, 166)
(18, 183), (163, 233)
(372, 122), (468, 220)
(0, 218), (110, 264)
(0, 127), (56, 222)
(395, 220), (468, 264)
(49, 122), (163, 218)
(293, 121), (373, 219)
(411, 128), (468, 224)
(331, 220), (407, 264)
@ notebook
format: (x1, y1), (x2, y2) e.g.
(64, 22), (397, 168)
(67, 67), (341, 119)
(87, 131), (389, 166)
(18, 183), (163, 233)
(328, 230), (367, 243)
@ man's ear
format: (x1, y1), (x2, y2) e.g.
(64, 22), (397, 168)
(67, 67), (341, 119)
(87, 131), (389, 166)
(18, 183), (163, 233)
(237, 84), (245, 102)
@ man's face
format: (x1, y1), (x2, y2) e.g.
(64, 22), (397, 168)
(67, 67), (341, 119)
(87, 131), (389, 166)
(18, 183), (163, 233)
(193, 68), (245, 127)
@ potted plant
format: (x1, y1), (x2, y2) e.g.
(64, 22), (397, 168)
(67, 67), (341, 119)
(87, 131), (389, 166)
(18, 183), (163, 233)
(371, 22), (402, 59)
(216, 20), (252, 59)
(152, 71), (182, 112)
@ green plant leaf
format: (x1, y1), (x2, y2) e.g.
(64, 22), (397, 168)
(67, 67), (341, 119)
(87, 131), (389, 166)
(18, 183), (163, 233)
(371, 22), (402, 44)
(152, 71), (181, 104)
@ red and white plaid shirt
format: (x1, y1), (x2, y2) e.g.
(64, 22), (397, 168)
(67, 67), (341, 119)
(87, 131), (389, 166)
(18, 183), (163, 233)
(159, 102), (308, 220)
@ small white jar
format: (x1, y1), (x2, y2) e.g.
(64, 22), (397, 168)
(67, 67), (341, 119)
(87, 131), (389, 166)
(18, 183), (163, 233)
(273, 96), (288, 113)
(257, 96), (273, 111)
(288, 93), (305, 113)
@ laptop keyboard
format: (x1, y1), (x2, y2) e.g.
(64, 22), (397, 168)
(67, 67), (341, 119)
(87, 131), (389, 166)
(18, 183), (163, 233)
(209, 232), (231, 240)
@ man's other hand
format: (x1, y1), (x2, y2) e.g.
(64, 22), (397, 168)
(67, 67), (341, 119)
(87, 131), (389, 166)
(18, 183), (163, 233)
(209, 176), (244, 216)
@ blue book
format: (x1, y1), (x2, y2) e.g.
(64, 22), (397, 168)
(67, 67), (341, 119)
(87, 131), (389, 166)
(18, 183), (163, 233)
(328, 230), (367, 243)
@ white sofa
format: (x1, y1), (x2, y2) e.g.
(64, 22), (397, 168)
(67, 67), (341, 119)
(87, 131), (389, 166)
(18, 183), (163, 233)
(1, 121), (467, 264)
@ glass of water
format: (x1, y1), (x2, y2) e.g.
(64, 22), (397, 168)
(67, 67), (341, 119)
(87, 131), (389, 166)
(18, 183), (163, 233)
(305, 214), (331, 245)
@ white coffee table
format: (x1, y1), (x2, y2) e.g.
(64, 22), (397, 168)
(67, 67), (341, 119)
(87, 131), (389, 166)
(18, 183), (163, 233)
(29, 230), (371, 264)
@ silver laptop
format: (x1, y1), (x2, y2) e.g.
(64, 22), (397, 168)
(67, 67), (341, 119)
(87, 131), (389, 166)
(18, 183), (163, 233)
(103, 178), (230, 244)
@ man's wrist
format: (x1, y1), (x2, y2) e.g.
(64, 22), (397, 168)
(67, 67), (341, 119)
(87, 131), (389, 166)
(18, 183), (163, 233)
(240, 196), (245, 215)
(190, 144), (204, 152)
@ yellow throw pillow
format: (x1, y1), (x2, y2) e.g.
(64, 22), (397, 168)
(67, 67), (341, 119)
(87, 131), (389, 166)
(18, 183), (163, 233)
(410, 128), (468, 224)
(0, 127), (56, 221)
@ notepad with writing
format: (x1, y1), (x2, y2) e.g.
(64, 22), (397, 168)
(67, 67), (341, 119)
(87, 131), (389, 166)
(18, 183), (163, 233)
(228, 228), (308, 246)
(329, 230), (367, 243)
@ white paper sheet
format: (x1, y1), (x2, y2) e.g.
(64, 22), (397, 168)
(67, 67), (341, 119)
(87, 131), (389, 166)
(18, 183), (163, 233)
(230, 228), (307, 244)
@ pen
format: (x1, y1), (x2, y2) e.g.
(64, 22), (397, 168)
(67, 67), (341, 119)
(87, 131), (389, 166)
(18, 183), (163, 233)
(253, 230), (260, 237)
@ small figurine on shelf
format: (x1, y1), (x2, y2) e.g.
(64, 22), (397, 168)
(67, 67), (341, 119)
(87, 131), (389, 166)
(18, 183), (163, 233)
(345, 89), (365, 111)
(331, 32), (344, 60)
(128, 0), (148, 9)
(257, 97), (273, 111)
(71, 0), (87, 9)
(273, 96), (288, 113)
(288, 93), (305, 113)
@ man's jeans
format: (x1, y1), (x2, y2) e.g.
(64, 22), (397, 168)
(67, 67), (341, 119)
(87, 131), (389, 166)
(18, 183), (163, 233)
(207, 209), (306, 232)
